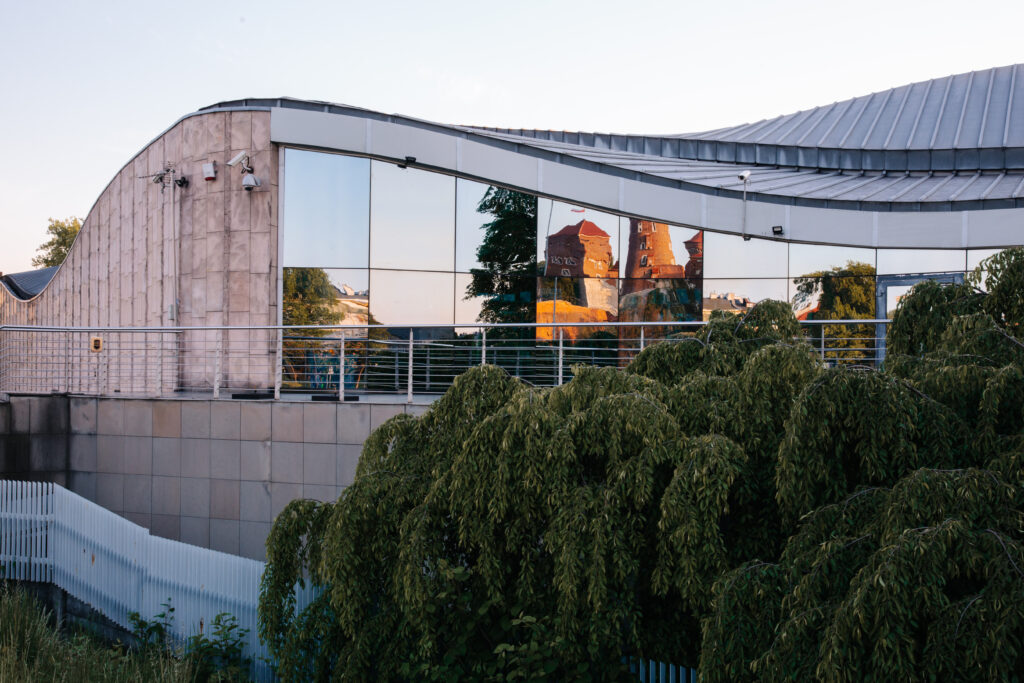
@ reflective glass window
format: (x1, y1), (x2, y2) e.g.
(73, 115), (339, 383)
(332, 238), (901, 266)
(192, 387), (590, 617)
(537, 276), (618, 341)
(967, 248), (1004, 270)
(703, 278), (789, 316)
(538, 200), (619, 278)
(282, 267), (369, 327)
(619, 278), (701, 323)
(283, 150), (369, 268)
(876, 249), (966, 275)
(702, 232), (788, 279)
(369, 269), (455, 326)
(788, 243), (876, 280)
(369, 162), (455, 271)
(618, 217), (703, 283)
(457, 272), (536, 325)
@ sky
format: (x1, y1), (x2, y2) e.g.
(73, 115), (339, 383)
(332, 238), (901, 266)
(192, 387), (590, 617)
(2, 0), (1023, 274)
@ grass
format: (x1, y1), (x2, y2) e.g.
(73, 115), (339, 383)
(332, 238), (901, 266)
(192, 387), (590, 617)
(0, 583), (200, 682)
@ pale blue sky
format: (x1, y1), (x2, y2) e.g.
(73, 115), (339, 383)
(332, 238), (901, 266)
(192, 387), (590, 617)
(2, 0), (1022, 274)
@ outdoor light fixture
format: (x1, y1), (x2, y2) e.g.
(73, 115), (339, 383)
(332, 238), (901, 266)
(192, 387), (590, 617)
(772, 225), (784, 236)
(174, 176), (189, 188)
(397, 155), (416, 169)
(739, 170), (751, 241)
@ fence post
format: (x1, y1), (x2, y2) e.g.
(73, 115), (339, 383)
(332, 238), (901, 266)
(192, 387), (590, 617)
(640, 326), (645, 351)
(558, 327), (564, 386)
(481, 329), (487, 366)
(214, 329), (223, 399)
(820, 326), (825, 362)
(407, 329), (414, 403)
(274, 329), (283, 400)
(338, 336), (345, 402)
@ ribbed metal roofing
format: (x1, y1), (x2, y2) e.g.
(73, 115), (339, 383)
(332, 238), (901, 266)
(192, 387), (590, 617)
(197, 65), (1024, 210)
(472, 64), (1024, 175)
(1, 266), (58, 300)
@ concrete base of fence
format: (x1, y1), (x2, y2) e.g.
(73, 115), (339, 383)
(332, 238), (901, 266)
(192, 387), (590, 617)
(0, 394), (432, 560)
(12, 580), (136, 647)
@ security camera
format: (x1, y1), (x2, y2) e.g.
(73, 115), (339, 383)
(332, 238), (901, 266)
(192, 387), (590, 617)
(242, 173), (261, 191)
(227, 151), (249, 167)
(738, 170), (751, 182)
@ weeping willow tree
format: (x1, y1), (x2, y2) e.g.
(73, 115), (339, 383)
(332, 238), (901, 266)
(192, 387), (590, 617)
(260, 250), (1024, 681)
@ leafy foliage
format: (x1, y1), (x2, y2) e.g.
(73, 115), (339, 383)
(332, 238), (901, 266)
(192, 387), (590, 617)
(31, 216), (81, 267)
(260, 250), (1024, 681)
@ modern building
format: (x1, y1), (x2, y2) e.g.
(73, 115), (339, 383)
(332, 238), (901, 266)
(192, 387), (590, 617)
(2, 64), (1023, 556)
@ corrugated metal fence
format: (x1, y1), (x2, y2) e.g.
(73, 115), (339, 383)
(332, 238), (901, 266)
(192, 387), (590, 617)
(1, 479), (694, 682)
(0, 479), (319, 681)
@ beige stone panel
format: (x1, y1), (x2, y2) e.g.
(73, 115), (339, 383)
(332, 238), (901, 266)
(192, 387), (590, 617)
(249, 273), (271, 325)
(180, 191), (194, 239)
(252, 112), (271, 151)
(207, 113), (226, 156)
(164, 124), (182, 167)
(251, 186), (275, 233)
(207, 191), (225, 233)
(228, 231), (250, 273)
(192, 236), (208, 277)
(206, 231), (224, 273)
(206, 275), (225, 312)
(229, 190), (251, 234)
(249, 232), (271, 274)
(230, 112), (252, 152)
(182, 116), (201, 158)
(191, 278), (207, 318)
(228, 271), (250, 313)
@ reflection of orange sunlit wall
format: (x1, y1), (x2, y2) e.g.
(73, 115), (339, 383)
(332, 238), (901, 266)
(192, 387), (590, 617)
(538, 210), (619, 340)
(619, 219), (703, 329)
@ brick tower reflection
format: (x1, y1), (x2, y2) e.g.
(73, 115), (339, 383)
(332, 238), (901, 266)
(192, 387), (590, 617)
(622, 219), (702, 293)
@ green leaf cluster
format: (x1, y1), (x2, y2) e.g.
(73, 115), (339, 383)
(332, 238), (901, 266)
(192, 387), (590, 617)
(260, 249), (1024, 681)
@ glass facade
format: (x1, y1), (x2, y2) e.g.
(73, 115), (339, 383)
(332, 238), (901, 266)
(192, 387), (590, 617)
(281, 147), (991, 336)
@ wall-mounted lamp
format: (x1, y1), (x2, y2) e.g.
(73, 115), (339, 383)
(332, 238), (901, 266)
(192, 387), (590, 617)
(174, 176), (189, 189)
(397, 155), (416, 169)
(772, 225), (784, 236)
(739, 170), (751, 241)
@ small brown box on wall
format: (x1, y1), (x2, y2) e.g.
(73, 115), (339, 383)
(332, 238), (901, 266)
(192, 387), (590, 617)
(89, 336), (103, 353)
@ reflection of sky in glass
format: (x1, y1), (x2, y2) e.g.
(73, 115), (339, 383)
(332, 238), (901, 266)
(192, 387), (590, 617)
(886, 284), (913, 314)
(703, 232), (788, 279)
(704, 278), (789, 303)
(537, 199), (619, 268)
(454, 272), (485, 324)
(788, 244), (876, 278)
(283, 150), (370, 268)
(370, 162), (455, 271)
(455, 179), (490, 272)
(322, 268), (369, 294)
(369, 269), (454, 326)
(876, 249), (966, 274)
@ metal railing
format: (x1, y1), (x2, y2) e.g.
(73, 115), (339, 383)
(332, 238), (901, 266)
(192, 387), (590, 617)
(0, 320), (890, 400)
(0, 479), (319, 681)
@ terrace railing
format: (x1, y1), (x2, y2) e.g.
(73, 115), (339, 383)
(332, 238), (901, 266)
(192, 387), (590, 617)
(0, 320), (890, 400)
(0, 479), (321, 681)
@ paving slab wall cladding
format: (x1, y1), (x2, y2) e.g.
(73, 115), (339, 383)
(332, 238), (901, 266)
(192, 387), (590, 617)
(0, 395), (427, 560)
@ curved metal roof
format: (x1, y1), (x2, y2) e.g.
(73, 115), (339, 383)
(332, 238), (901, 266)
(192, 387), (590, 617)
(196, 65), (1024, 211)
(471, 65), (1024, 175)
(1, 266), (58, 300)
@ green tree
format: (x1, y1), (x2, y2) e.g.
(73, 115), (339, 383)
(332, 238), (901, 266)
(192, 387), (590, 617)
(281, 267), (342, 330)
(464, 187), (537, 328)
(259, 253), (1024, 681)
(31, 216), (81, 267)
(793, 260), (876, 362)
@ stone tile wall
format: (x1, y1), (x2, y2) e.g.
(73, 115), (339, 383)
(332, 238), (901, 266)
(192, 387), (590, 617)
(0, 396), (428, 560)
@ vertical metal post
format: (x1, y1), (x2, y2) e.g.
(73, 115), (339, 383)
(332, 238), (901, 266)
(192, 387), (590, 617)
(274, 329), (282, 400)
(213, 329), (223, 399)
(640, 326), (645, 351)
(407, 330), (414, 403)
(557, 327), (564, 386)
(480, 328), (487, 366)
(820, 326), (825, 362)
(338, 336), (345, 402)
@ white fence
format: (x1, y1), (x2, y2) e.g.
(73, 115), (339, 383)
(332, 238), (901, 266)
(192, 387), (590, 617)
(0, 479), (312, 681)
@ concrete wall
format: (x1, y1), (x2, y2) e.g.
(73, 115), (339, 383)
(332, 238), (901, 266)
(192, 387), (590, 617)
(0, 395), (428, 560)
(0, 110), (279, 395)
